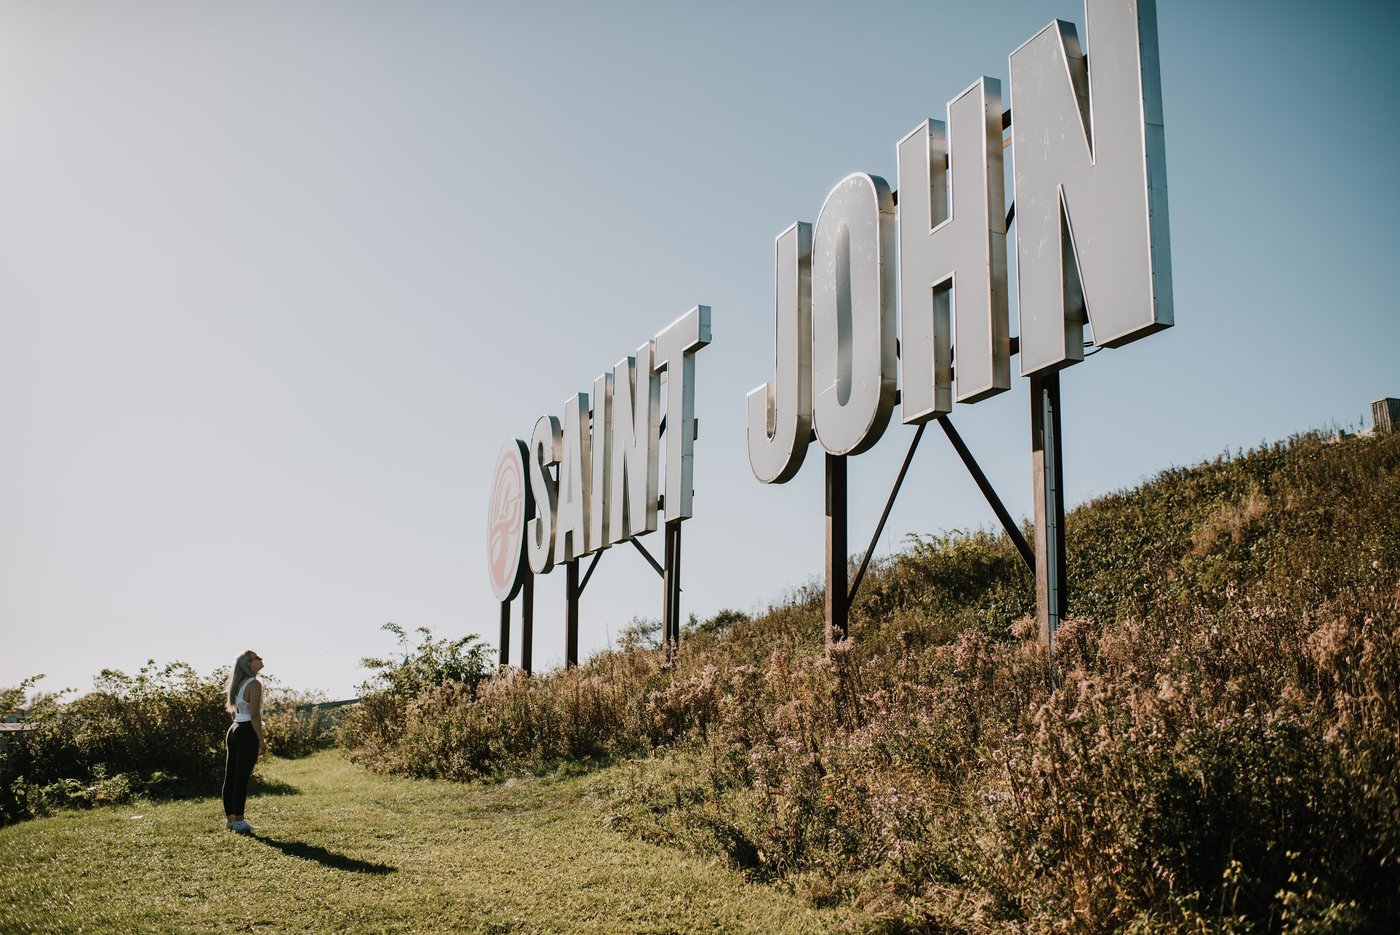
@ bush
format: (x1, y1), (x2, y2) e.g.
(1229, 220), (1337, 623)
(341, 624), (678, 779)
(338, 611), (779, 779)
(0, 661), (229, 826)
(338, 622), (495, 772)
(0, 661), (340, 826)
(260, 684), (341, 759)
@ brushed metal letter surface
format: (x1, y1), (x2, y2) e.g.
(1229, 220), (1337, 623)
(588, 371), (613, 552)
(526, 415), (562, 574)
(746, 222), (813, 484)
(898, 77), (1009, 422)
(1010, 0), (1172, 376)
(555, 392), (591, 563)
(608, 343), (660, 543)
(652, 306), (712, 521)
(811, 173), (896, 456)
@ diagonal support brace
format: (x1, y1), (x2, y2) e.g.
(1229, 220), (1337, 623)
(577, 549), (604, 595)
(849, 424), (925, 605)
(630, 538), (665, 578)
(938, 416), (1036, 573)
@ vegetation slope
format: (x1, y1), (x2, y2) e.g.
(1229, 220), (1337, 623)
(341, 430), (1400, 933)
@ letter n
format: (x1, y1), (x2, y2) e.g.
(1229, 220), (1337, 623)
(1010, 0), (1172, 376)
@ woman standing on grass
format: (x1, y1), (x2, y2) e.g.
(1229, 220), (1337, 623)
(222, 650), (264, 833)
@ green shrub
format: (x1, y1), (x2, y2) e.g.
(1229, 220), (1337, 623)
(0, 661), (229, 826)
(260, 685), (341, 759)
(341, 630), (675, 779)
(338, 622), (495, 772)
(0, 661), (342, 826)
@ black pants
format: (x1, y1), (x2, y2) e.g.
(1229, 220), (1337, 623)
(222, 722), (260, 816)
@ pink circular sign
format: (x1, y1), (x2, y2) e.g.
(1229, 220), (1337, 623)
(486, 439), (530, 601)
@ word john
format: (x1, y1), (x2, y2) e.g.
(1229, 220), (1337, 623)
(746, 0), (1171, 483)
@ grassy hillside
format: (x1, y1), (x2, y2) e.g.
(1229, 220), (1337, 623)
(342, 430), (1400, 933)
(0, 749), (873, 934)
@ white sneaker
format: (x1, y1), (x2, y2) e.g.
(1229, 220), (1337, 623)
(227, 819), (254, 833)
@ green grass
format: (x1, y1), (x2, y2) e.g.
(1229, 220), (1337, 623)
(0, 750), (873, 934)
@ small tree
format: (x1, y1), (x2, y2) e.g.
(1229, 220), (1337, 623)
(358, 622), (493, 701)
(615, 616), (662, 651)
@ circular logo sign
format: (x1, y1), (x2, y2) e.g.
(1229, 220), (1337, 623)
(487, 439), (531, 601)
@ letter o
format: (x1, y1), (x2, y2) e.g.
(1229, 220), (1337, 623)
(811, 172), (897, 456)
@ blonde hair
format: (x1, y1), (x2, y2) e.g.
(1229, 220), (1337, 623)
(225, 650), (260, 714)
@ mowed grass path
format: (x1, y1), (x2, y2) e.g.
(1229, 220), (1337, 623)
(0, 751), (871, 934)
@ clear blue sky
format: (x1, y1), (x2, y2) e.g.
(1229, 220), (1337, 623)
(2, 0), (1397, 699)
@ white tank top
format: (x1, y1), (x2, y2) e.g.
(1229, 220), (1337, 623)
(234, 677), (258, 723)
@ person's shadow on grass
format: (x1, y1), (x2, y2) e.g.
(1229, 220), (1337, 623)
(251, 835), (397, 875)
(250, 775), (300, 796)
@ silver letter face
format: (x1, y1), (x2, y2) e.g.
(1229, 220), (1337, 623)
(608, 344), (660, 543)
(526, 415), (562, 574)
(588, 371), (613, 552)
(811, 173), (897, 456)
(500, 310), (710, 592)
(898, 77), (1010, 422)
(554, 393), (591, 563)
(487, 438), (532, 602)
(653, 306), (712, 521)
(1010, 0), (1172, 376)
(746, 222), (813, 484)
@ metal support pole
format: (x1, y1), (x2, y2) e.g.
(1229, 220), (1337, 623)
(1030, 372), (1067, 647)
(565, 560), (580, 667)
(521, 571), (534, 675)
(662, 526), (674, 654)
(672, 523), (682, 643)
(825, 453), (849, 646)
(498, 600), (510, 671)
(662, 521), (683, 654)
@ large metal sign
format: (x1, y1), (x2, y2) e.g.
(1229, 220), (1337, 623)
(488, 307), (711, 670)
(747, 0), (1171, 647)
(489, 0), (1172, 668)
